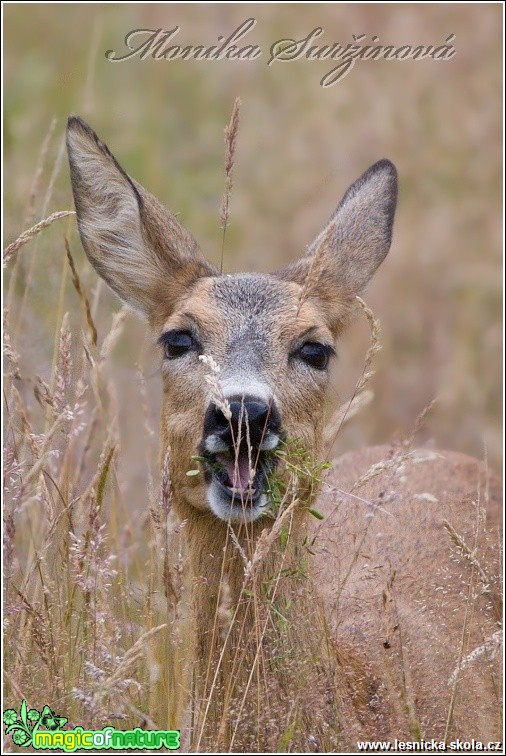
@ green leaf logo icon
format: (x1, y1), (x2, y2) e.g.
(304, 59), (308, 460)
(3, 700), (68, 747)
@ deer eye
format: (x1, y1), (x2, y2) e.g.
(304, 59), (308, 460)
(159, 330), (196, 359)
(297, 342), (333, 371)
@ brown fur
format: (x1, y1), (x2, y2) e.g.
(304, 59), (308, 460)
(315, 446), (502, 742)
(66, 116), (502, 751)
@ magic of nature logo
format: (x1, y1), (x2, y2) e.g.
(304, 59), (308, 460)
(3, 700), (180, 751)
(3, 700), (68, 747)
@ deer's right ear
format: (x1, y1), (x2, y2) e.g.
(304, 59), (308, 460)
(275, 160), (397, 332)
(66, 116), (216, 320)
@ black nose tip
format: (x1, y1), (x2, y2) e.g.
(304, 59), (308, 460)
(204, 396), (281, 448)
(231, 400), (269, 429)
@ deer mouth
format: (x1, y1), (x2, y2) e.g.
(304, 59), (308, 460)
(200, 441), (279, 522)
(209, 451), (270, 501)
(199, 396), (282, 522)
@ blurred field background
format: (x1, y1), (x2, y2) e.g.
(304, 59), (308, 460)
(3, 2), (502, 747)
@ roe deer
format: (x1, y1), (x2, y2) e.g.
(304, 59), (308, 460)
(66, 115), (502, 752)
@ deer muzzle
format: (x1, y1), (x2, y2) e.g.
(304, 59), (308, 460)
(199, 395), (282, 522)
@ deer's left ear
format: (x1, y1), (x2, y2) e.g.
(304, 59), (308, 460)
(276, 160), (397, 323)
(67, 116), (216, 322)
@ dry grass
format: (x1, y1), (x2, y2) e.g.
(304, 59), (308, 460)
(4, 286), (167, 734)
(219, 97), (241, 273)
(3, 211), (75, 266)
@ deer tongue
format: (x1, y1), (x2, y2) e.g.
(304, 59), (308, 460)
(220, 454), (254, 491)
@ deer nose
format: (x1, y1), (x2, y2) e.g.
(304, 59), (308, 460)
(204, 396), (281, 450)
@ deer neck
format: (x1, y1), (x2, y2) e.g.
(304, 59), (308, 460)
(170, 456), (372, 750)
(173, 493), (310, 679)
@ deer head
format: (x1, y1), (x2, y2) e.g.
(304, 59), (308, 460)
(66, 115), (397, 525)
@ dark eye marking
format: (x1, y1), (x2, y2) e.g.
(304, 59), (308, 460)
(294, 341), (335, 371)
(158, 329), (198, 359)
